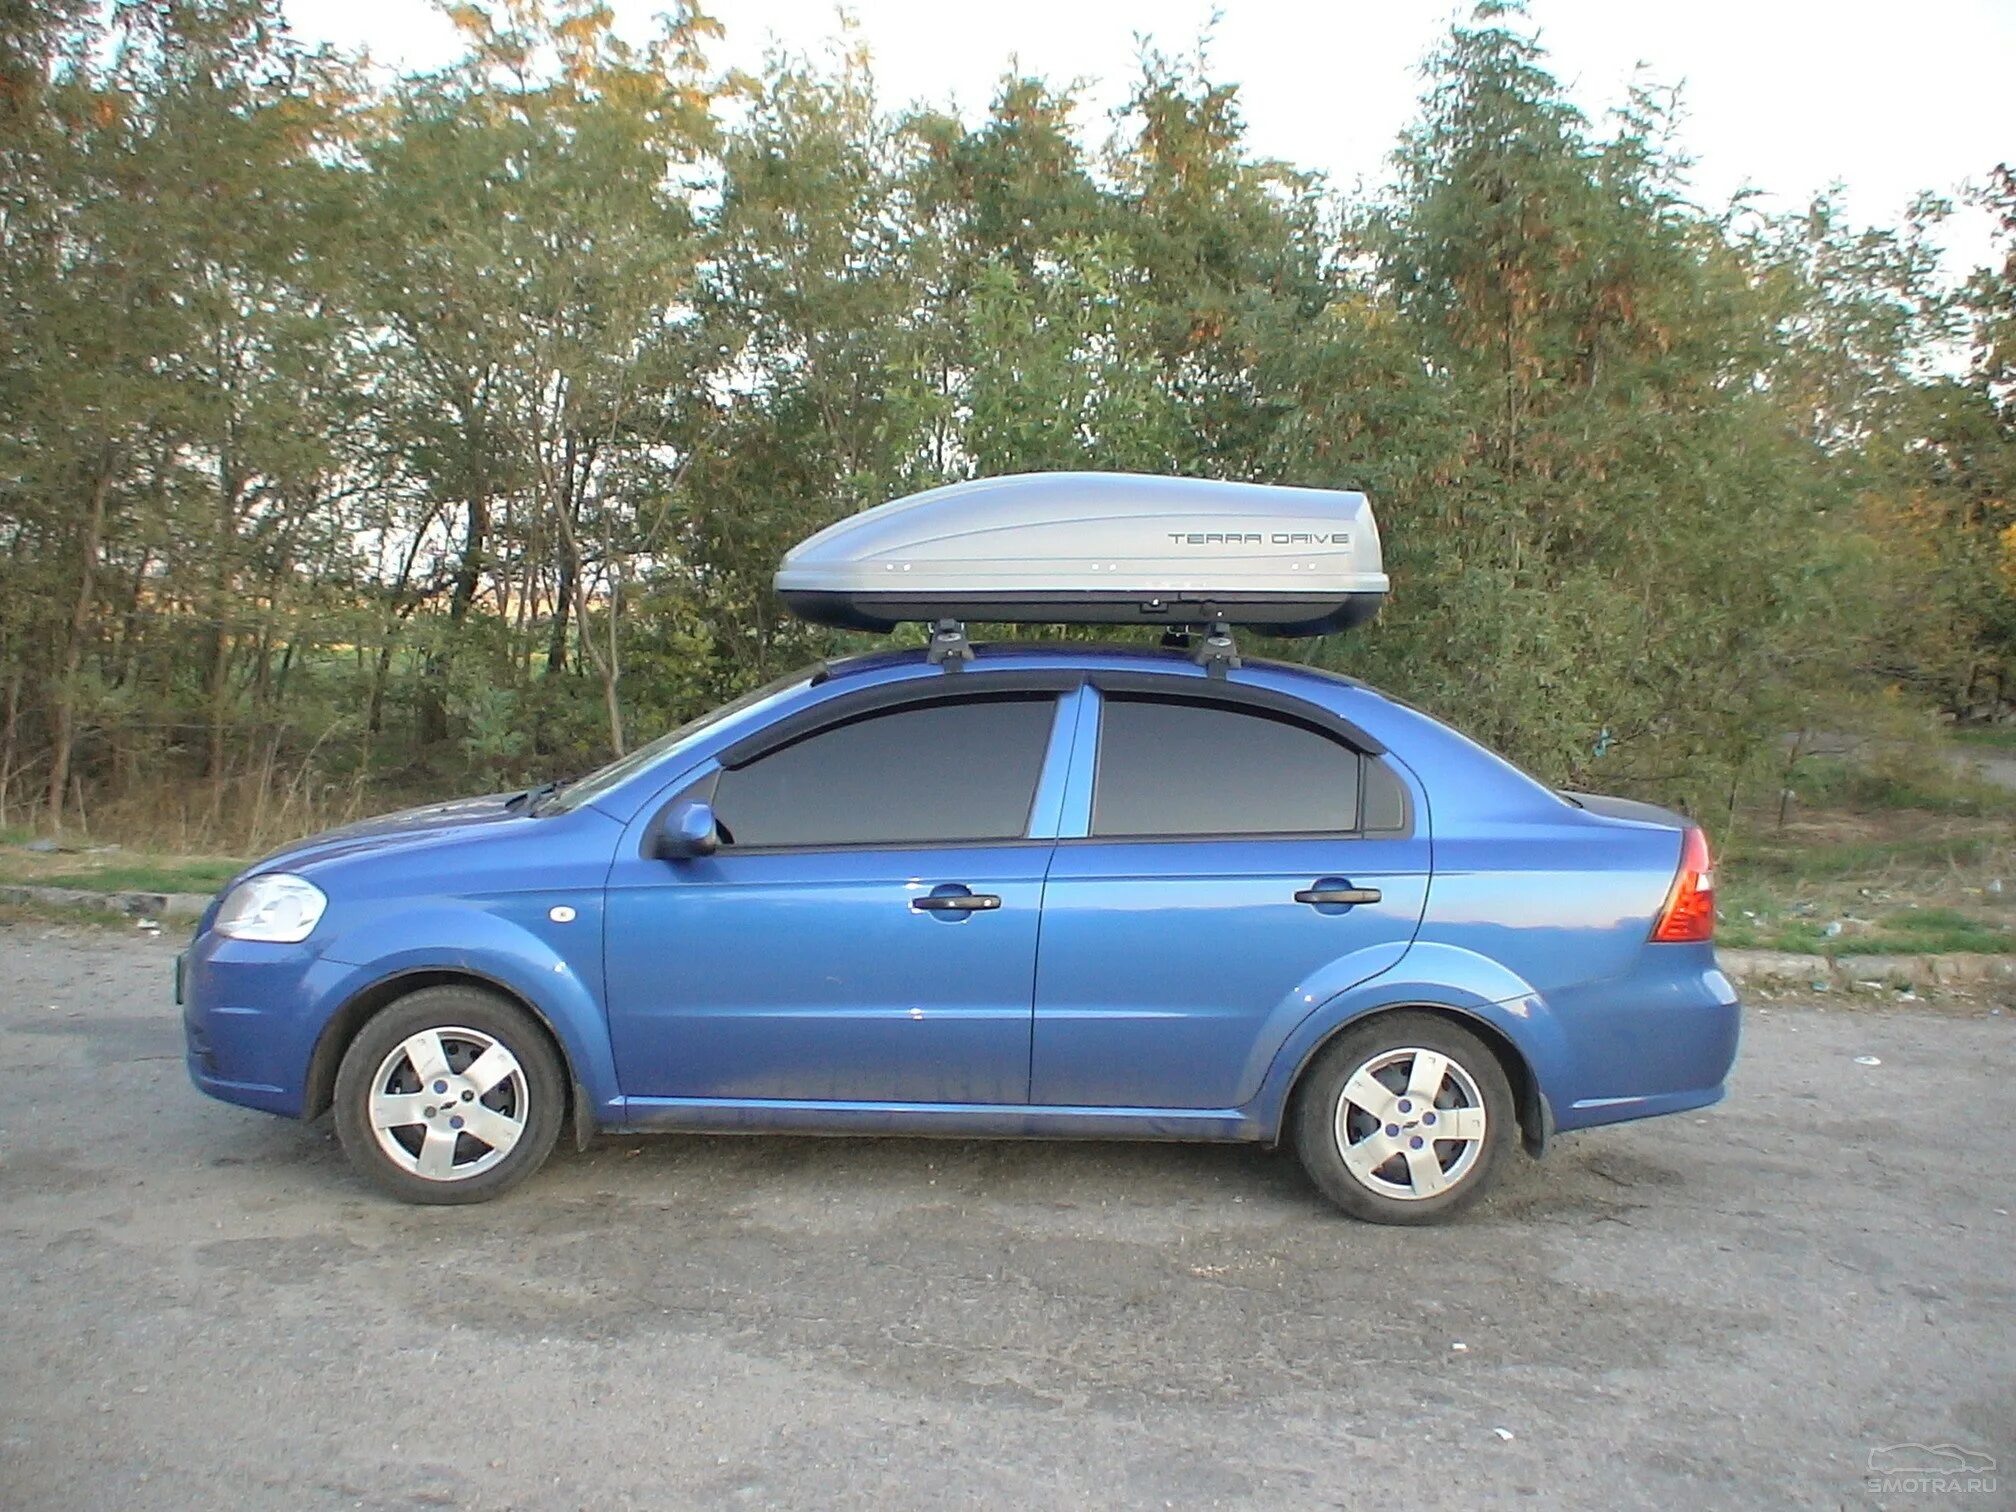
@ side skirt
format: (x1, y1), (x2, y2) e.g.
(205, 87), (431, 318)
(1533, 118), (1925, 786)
(616, 1096), (1265, 1144)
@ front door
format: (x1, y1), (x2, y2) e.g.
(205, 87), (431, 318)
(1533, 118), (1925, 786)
(605, 688), (1067, 1104)
(1032, 689), (1430, 1110)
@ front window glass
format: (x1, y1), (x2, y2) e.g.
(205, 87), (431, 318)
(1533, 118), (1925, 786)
(712, 694), (1056, 848)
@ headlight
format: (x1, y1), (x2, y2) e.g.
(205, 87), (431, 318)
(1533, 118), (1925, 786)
(213, 873), (327, 943)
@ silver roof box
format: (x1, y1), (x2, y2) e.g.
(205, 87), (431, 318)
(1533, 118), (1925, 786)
(775, 472), (1386, 636)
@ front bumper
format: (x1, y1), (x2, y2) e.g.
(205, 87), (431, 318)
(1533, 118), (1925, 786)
(181, 930), (353, 1118)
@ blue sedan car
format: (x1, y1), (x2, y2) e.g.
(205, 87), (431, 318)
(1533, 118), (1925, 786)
(181, 643), (1738, 1223)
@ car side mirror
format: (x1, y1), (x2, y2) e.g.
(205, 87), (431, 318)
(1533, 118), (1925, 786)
(650, 798), (720, 861)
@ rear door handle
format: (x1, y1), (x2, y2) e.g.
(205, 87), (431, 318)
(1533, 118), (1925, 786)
(912, 892), (1002, 912)
(1295, 886), (1382, 907)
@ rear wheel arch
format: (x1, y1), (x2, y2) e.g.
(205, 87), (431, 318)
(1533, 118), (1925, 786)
(305, 968), (581, 1140)
(1281, 1002), (1549, 1158)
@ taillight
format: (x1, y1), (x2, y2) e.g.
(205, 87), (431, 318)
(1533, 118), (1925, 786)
(1650, 826), (1715, 942)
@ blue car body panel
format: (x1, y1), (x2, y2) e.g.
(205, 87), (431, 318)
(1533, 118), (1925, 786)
(604, 839), (1052, 1103)
(181, 643), (1740, 1148)
(1031, 832), (1429, 1109)
(185, 803), (630, 1123)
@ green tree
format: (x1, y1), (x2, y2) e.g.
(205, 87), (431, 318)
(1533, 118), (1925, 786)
(1, 0), (2005, 850)
(355, 0), (722, 755)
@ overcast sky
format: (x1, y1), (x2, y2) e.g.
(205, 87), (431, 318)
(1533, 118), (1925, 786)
(285, 0), (2015, 272)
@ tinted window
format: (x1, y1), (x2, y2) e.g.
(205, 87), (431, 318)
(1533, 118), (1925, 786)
(1362, 758), (1407, 832)
(712, 695), (1055, 848)
(1092, 697), (1360, 837)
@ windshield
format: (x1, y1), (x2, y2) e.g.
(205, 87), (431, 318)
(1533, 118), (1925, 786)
(538, 665), (822, 814)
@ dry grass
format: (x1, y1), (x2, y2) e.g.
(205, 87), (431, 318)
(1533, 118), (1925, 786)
(0, 848), (246, 894)
(1719, 809), (2016, 955)
(0, 897), (153, 931)
(5, 765), (435, 858)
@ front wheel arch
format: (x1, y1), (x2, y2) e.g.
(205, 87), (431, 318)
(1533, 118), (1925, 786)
(1281, 1003), (1549, 1158)
(305, 968), (582, 1143)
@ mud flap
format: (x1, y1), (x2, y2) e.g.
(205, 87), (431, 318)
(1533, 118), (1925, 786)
(1522, 1084), (1555, 1158)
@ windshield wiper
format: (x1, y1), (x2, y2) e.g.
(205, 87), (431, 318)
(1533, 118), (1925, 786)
(508, 777), (573, 814)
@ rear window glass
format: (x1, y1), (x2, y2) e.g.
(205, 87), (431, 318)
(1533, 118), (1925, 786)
(1092, 697), (1362, 837)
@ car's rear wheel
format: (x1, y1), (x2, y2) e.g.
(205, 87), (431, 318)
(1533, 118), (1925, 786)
(332, 985), (564, 1205)
(1292, 1011), (1514, 1224)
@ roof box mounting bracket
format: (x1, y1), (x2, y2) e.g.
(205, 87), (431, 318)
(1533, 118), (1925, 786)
(1192, 620), (1240, 678)
(925, 618), (973, 669)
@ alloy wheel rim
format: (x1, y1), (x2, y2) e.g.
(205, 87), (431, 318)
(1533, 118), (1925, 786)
(367, 1026), (528, 1182)
(1332, 1046), (1487, 1201)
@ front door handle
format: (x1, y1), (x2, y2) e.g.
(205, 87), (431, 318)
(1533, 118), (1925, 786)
(1295, 886), (1382, 907)
(912, 892), (1002, 912)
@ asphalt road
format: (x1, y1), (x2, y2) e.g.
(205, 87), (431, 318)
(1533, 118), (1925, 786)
(1, 927), (2011, 1512)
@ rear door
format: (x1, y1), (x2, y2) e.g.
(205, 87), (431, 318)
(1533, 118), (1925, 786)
(1031, 685), (1429, 1110)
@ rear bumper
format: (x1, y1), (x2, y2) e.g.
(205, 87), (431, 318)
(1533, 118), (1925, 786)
(1547, 956), (1741, 1134)
(1554, 1077), (1731, 1131)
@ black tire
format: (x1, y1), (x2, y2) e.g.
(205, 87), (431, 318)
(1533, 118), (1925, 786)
(332, 985), (565, 1205)
(1291, 1010), (1516, 1225)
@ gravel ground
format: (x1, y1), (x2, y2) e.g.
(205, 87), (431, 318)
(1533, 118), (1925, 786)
(0, 926), (2011, 1512)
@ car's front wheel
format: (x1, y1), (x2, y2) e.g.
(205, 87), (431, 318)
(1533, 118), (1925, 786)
(1292, 1011), (1515, 1224)
(332, 985), (564, 1204)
